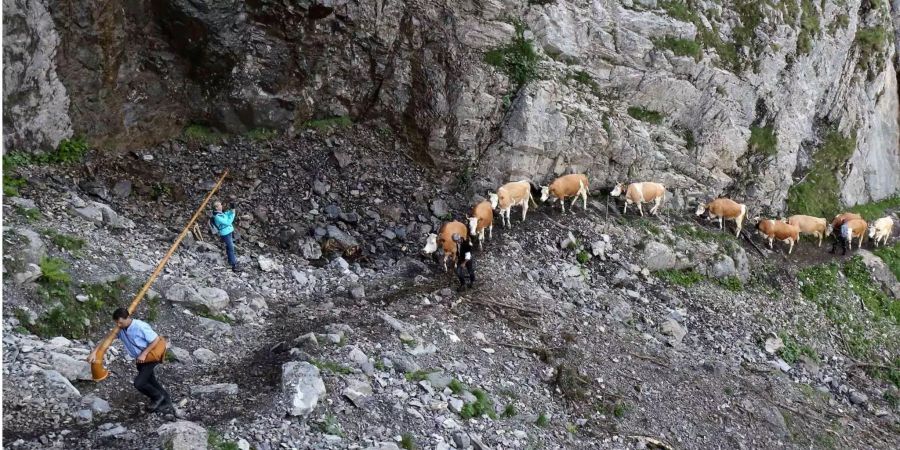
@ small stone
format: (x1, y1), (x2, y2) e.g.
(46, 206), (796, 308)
(282, 361), (326, 416)
(157, 421), (207, 450)
(75, 409), (93, 423)
(313, 180), (330, 196)
(89, 397), (111, 414)
(257, 255), (281, 272)
(350, 285), (366, 299)
(330, 256), (350, 272)
(449, 398), (465, 413)
(342, 378), (373, 407)
(112, 180), (132, 198)
(660, 319), (687, 346)
(192, 348), (217, 364)
(764, 335), (784, 354)
(452, 431), (470, 449)
(381, 229), (397, 240)
(430, 199), (449, 218)
(190, 383), (240, 397)
(849, 391), (869, 406)
(128, 258), (153, 272)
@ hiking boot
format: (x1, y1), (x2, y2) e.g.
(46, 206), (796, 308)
(232, 264), (243, 273)
(147, 396), (166, 412)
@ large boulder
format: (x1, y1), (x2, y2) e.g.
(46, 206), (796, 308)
(281, 361), (326, 416)
(166, 284), (230, 312)
(641, 241), (677, 271)
(50, 352), (92, 381)
(157, 421), (208, 450)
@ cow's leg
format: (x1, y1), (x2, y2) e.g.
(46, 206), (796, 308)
(488, 224), (493, 240)
(768, 237), (773, 249)
(638, 203), (644, 217)
(736, 222), (742, 237)
(788, 239), (794, 255)
(560, 199), (566, 214)
(719, 217), (724, 230)
(522, 202), (529, 222)
(570, 195), (579, 211)
(623, 202), (628, 215)
(817, 233), (822, 247)
(582, 191), (588, 210)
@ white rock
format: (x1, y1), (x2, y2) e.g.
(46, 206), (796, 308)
(42, 369), (81, 398)
(281, 361), (326, 416)
(342, 378), (373, 407)
(257, 255), (281, 272)
(190, 383), (239, 397)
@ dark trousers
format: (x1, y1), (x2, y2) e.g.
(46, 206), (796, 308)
(456, 259), (475, 286)
(134, 363), (169, 404)
(221, 232), (237, 267)
(830, 235), (849, 255)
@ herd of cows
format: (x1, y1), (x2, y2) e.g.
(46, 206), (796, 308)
(422, 174), (897, 272)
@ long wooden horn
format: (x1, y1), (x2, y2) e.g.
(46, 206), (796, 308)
(89, 169), (229, 381)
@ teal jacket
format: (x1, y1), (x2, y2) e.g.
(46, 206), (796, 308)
(214, 210), (235, 236)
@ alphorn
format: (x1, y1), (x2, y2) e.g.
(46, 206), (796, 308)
(88, 170), (229, 381)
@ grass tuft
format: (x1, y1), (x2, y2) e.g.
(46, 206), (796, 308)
(652, 36), (702, 60)
(656, 269), (705, 287)
(627, 106), (664, 125)
(303, 116), (353, 130)
(787, 127), (856, 218)
(535, 412), (549, 427)
(184, 124), (226, 144)
(484, 20), (540, 89)
(749, 125), (778, 157)
(310, 358), (352, 375)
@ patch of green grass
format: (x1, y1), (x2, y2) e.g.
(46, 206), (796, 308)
(81, 276), (129, 306)
(718, 276), (743, 292)
(245, 128), (277, 141)
(611, 400), (630, 418)
(844, 256), (899, 323)
(796, 0), (820, 55)
(404, 370), (434, 382)
(658, 1), (694, 22)
(873, 241), (900, 281)
(602, 114), (612, 136)
(749, 125), (778, 157)
(207, 430), (240, 450)
(778, 332), (819, 364)
(627, 106), (664, 125)
(303, 116), (353, 130)
(855, 26), (888, 75)
(15, 206), (41, 222)
(195, 307), (234, 324)
(847, 195), (900, 221)
(502, 403), (517, 418)
(310, 358), (353, 375)
(828, 14), (849, 35)
(567, 70), (603, 97)
(320, 414), (345, 437)
(535, 412), (549, 427)
(484, 20), (540, 89)
(183, 124), (226, 144)
(576, 249), (590, 265)
(26, 266), (128, 339)
(449, 378), (466, 395)
(674, 224), (734, 243)
(566, 422), (578, 433)
(652, 36), (702, 60)
(373, 359), (387, 371)
(884, 388), (899, 407)
(39, 257), (72, 289)
(3, 174), (27, 197)
(400, 433), (416, 450)
(787, 127), (856, 219)
(460, 389), (496, 419)
(151, 182), (171, 201)
(42, 229), (85, 252)
(656, 269), (705, 287)
(797, 262), (840, 301)
(145, 295), (161, 322)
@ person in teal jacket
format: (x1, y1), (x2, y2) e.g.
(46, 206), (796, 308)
(213, 201), (242, 272)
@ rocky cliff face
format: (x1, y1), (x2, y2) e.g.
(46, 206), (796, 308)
(3, 0), (899, 209)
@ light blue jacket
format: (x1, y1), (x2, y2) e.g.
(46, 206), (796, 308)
(214, 210), (235, 236)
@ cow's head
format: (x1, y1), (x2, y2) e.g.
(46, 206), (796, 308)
(609, 182), (626, 197)
(468, 216), (479, 236)
(422, 233), (438, 254)
(540, 186), (551, 202)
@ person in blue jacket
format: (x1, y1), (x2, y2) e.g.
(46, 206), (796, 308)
(213, 200), (242, 272)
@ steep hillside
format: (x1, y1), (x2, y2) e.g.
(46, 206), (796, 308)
(2, 126), (899, 449)
(3, 0), (900, 210)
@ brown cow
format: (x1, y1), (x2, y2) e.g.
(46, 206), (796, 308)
(695, 198), (747, 237)
(756, 219), (801, 254)
(422, 221), (469, 272)
(467, 201), (494, 250)
(540, 174), (590, 213)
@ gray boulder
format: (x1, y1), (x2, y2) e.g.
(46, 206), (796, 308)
(166, 284), (230, 312)
(327, 225), (359, 248)
(641, 241), (677, 271)
(157, 421), (208, 450)
(50, 352), (92, 381)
